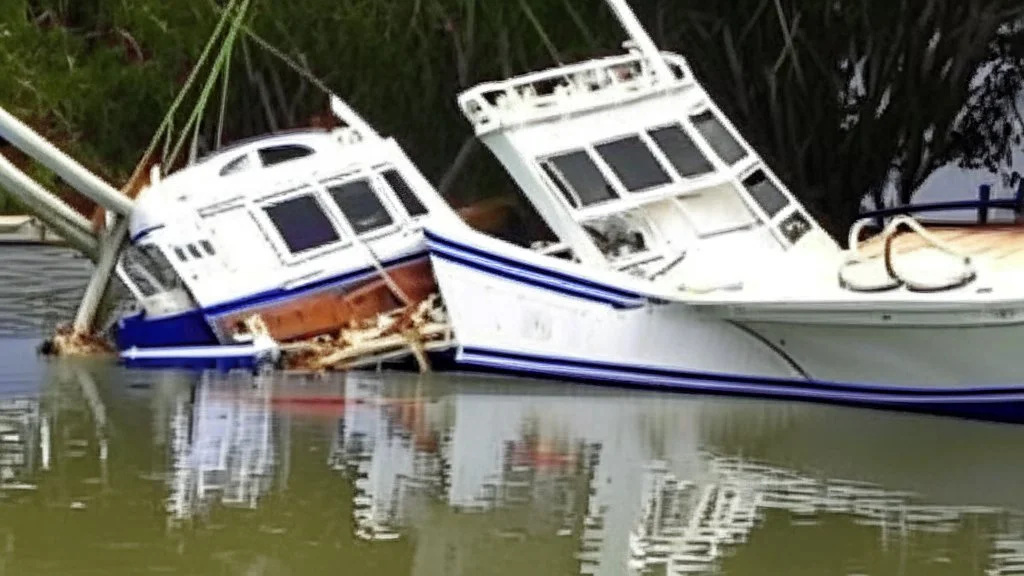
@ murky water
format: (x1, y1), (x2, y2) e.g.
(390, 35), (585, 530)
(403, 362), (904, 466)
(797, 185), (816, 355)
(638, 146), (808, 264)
(1, 246), (1024, 575)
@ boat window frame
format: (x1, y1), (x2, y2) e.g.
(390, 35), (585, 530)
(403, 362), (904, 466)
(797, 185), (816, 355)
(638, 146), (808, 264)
(319, 172), (403, 242)
(257, 144), (316, 168)
(591, 133), (674, 194)
(219, 152), (256, 177)
(687, 106), (750, 167)
(644, 122), (716, 180)
(251, 186), (349, 263)
(378, 168), (429, 219)
(536, 148), (622, 211)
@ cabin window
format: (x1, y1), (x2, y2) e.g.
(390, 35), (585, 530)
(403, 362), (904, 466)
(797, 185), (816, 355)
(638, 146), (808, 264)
(691, 110), (748, 165)
(742, 170), (789, 217)
(327, 179), (394, 235)
(120, 244), (184, 297)
(258, 145), (315, 167)
(540, 151), (617, 208)
(200, 240), (216, 256)
(173, 247), (187, 261)
(779, 211), (812, 244)
(382, 169), (428, 217)
(594, 136), (672, 192)
(119, 250), (160, 297)
(187, 244), (203, 259)
(647, 125), (714, 178)
(220, 154), (252, 177)
(262, 194), (341, 254)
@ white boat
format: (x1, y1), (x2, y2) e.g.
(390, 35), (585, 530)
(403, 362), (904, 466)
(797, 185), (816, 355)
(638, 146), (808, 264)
(415, 0), (1024, 419)
(113, 97), (464, 361)
(112, 0), (1024, 421)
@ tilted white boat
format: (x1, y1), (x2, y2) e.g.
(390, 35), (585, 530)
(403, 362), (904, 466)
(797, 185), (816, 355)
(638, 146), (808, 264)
(113, 97), (465, 368)
(416, 0), (1024, 419)
(111, 0), (1024, 420)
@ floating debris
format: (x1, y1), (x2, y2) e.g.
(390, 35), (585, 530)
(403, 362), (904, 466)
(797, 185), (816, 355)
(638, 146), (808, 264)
(38, 323), (115, 358)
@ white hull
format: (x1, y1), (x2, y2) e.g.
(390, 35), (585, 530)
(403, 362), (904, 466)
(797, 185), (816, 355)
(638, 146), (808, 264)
(738, 320), (1024, 387)
(425, 226), (1024, 418)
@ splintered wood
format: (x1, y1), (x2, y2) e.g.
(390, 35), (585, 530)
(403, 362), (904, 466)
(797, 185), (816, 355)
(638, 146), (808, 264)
(279, 293), (451, 373)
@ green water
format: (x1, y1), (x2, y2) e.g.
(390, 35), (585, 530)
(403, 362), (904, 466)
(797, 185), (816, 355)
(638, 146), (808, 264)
(0, 246), (1022, 576)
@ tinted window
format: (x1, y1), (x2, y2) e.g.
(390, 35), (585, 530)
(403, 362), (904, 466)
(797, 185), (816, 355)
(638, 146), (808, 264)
(220, 154), (252, 176)
(200, 240), (216, 256)
(742, 170), (789, 217)
(691, 110), (747, 165)
(327, 180), (394, 235)
(647, 125), (714, 177)
(382, 169), (428, 217)
(542, 151), (617, 207)
(594, 136), (672, 192)
(187, 244), (203, 259)
(779, 211), (812, 244)
(258, 145), (314, 167)
(263, 195), (340, 254)
(173, 247), (187, 261)
(540, 163), (579, 208)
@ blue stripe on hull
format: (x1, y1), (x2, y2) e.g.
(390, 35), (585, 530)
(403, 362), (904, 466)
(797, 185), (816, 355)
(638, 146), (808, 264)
(454, 347), (1024, 423)
(424, 230), (646, 309)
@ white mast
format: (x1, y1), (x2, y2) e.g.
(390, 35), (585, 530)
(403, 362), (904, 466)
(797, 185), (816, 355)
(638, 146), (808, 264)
(602, 0), (675, 82)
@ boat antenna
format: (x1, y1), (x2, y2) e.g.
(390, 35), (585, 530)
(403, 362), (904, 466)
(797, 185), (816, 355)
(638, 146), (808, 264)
(601, 0), (674, 82)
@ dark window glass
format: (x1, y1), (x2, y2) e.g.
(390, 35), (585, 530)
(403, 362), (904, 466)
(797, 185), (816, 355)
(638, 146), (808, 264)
(594, 136), (672, 192)
(263, 195), (340, 254)
(647, 125), (714, 178)
(219, 154), (252, 177)
(258, 145), (314, 167)
(540, 163), (579, 208)
(327, 180), (394, 235)
(200, 240), (216, 256)
(542, 151), (617, 207)
(173, 247), (187, 261)
(187, 244), (203, 259)
(779, 211), (812, 244)
(382, 169), (428, 217)
(138, 245), (183, 289)
(742, 170), (789, 217)
(691, 110), (748, 165)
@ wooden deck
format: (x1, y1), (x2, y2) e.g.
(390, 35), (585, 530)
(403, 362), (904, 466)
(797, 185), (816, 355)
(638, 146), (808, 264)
(859, 225), (1024, 270)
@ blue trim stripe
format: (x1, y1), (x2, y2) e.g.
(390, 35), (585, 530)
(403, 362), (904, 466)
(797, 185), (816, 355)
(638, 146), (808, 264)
(131, 224), (166, 244)
(457, 347), (1024, 404)
(425, 230), (646, 309)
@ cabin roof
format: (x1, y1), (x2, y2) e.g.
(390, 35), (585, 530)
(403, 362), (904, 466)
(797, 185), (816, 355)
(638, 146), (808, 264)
(195, 128), (332, 165)
(457, 50), (693, 136)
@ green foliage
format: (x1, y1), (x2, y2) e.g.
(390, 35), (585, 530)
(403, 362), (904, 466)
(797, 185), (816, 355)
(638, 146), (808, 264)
(0, 0), (1022, 236)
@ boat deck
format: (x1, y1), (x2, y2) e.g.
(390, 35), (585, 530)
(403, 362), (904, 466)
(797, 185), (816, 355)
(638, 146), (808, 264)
(858, 226), (1024, 271)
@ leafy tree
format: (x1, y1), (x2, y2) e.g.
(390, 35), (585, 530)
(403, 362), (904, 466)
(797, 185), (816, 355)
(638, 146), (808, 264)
(0, 0), (1022, 244)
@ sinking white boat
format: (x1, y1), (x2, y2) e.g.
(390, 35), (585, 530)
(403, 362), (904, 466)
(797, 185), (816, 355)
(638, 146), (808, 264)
(112, 0), (1024, 421)
(113, 98), (463, 357)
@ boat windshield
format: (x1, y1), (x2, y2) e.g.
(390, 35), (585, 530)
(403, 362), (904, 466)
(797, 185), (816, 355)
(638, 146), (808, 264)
(119, 244), (185, 298)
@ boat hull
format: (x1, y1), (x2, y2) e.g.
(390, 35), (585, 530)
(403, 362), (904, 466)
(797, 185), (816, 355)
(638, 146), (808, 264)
(424, 227), (1024, 423)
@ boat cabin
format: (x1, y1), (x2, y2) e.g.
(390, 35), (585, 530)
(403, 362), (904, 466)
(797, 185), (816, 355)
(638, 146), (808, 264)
(457, 48), (839, 289)
(118, 99), (457, 341)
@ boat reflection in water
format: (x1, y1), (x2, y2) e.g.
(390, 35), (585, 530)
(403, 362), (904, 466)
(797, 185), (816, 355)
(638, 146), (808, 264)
(6, 360), (1024, 575)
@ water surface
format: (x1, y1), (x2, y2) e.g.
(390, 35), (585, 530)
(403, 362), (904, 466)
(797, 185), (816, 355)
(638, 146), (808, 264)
(0, 246), (1022, 576)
